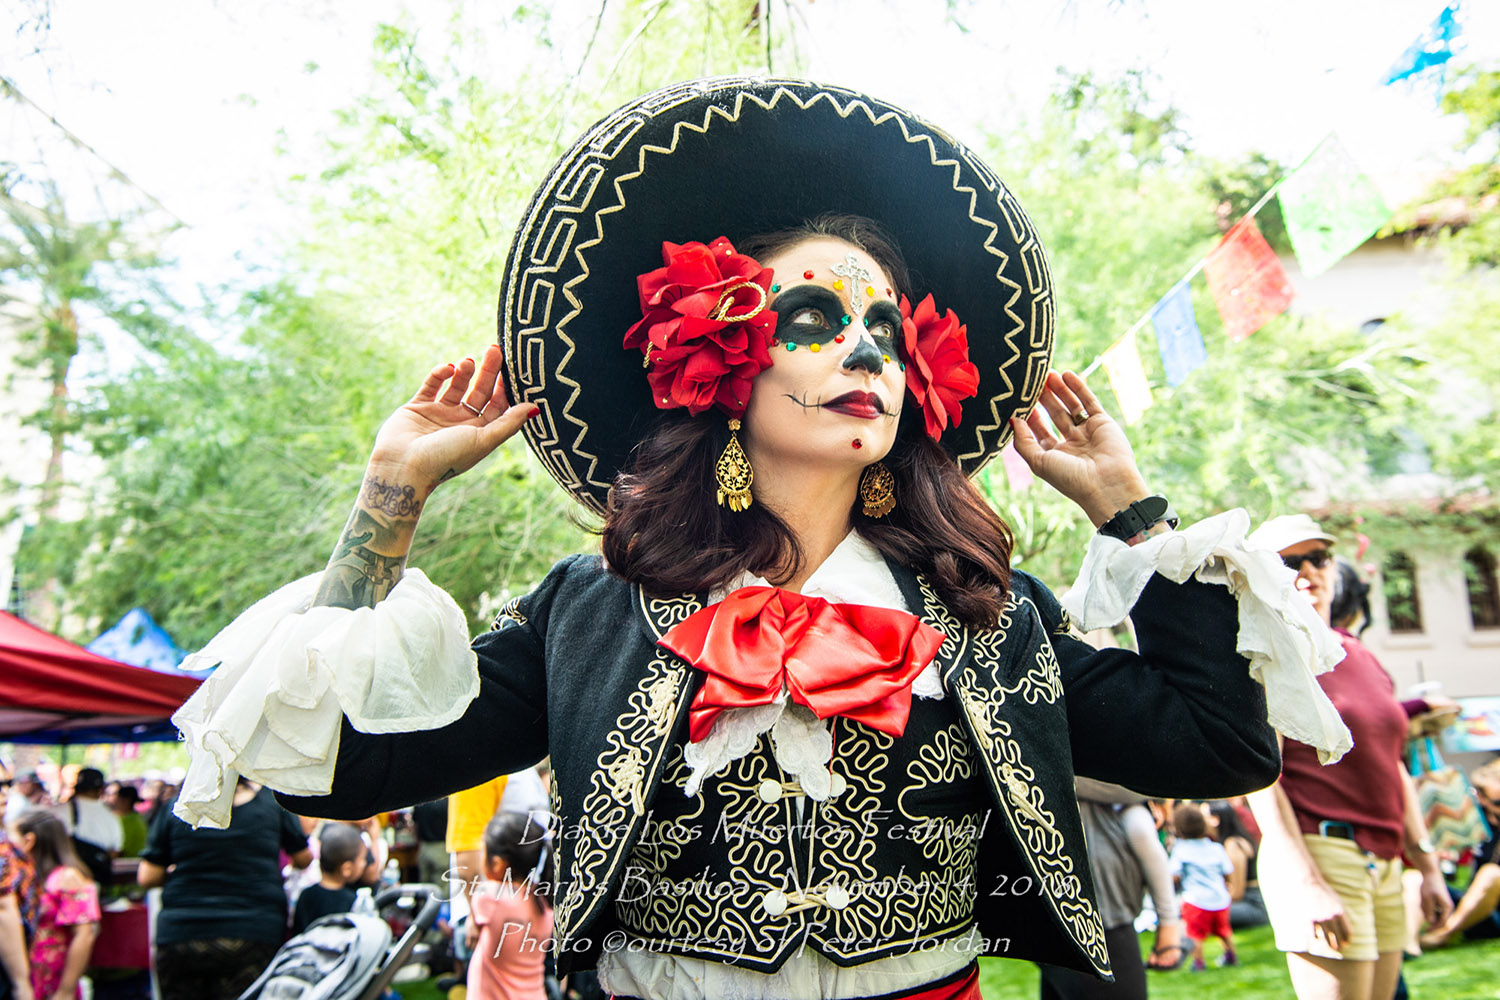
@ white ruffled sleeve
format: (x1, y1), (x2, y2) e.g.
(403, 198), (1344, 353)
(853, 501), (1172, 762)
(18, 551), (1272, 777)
(1059, 509), (1352, 765)
(171, 568), (479, 829)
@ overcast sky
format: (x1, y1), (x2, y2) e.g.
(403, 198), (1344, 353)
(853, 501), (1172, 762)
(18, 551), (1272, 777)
(3, 0), (1494, 289)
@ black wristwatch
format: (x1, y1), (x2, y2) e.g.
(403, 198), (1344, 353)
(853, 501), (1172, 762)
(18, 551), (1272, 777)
(1097, 496), (1179, 542)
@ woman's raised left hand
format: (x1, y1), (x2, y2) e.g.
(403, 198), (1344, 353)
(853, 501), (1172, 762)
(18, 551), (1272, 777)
(1009, 370), (1152, 527)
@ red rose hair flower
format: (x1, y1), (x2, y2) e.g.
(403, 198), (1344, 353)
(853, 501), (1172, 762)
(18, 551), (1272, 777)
(623, 237), (777, 418)
(900, 293), (980, 439)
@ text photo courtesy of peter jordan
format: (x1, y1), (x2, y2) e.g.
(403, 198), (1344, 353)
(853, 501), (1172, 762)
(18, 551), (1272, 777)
(171, 79), (1351, 999)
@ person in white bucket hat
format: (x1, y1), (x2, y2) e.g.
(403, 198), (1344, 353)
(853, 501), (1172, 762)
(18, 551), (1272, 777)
(1246, 514), (1451, 1000)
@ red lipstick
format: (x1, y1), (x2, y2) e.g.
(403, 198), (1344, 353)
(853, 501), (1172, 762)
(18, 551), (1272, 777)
(824, 391), (885, 419)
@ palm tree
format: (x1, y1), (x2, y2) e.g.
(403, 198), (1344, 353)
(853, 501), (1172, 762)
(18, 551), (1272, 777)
(1, 172), (174, 518)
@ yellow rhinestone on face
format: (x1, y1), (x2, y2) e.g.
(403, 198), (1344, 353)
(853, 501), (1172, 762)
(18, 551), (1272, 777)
(866, 285), (876, 297)
(810, 342), (821, 353)
(832, 279), (844, 291)
(882, 354), (891, 364)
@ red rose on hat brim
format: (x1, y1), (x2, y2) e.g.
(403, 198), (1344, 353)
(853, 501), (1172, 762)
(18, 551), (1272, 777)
(901, 293), (980, 439)
(623, 238), (777, 417)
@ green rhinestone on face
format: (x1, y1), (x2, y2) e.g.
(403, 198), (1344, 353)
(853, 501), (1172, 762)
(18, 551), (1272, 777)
(785, 342), (797, 351)
(841, 314), (851, 326)
(770, 283), (781, 293)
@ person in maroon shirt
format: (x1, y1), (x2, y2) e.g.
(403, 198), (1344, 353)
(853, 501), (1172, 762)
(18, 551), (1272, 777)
(1245, 515), (1452, 1000)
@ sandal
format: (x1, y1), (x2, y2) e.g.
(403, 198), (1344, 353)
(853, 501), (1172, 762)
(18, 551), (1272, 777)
(1146, 942), (1191, 971)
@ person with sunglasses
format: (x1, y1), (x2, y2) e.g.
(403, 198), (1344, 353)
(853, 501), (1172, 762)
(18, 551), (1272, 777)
(1245, 515), (1452, 1000)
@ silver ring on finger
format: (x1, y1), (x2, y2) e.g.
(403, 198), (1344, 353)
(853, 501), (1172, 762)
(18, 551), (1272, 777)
(461, 401), (484, 418)
(1071, 409), (1089, 426)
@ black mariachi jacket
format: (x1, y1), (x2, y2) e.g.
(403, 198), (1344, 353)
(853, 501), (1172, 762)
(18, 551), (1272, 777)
(285, 554), (1279, 979)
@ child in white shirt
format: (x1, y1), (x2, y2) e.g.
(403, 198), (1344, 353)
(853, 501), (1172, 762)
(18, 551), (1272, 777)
(1170, 802), (1237, 970)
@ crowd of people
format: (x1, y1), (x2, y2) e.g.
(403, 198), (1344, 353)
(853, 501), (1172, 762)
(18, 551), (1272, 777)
(1048, 513), (1500, 1000)
(0, 767), (177, 1000)
(3, 547), (1498, 1000)
(0, 760), (565, 1000)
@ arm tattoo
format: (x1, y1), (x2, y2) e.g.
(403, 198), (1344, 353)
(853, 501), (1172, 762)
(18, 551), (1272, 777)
(361, 476), (424, 517)
(313, 505), (412, 609)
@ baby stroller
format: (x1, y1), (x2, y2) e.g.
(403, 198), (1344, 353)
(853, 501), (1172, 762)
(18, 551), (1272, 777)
(238, 884), (445, 1000)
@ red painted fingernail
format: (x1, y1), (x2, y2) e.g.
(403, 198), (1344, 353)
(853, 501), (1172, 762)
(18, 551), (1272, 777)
(527, 405), (541, 419)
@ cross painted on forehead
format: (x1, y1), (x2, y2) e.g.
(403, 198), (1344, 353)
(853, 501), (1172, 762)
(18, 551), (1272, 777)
(830, 253), (875, 312)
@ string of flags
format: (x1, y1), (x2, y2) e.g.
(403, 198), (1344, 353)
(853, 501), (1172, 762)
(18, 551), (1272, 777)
(1000, 3), (1464, 490)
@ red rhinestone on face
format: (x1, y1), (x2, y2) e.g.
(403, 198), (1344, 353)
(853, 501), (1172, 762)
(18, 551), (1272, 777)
(834, 333), (845, 343)
(852, 439), (863, 449)
(803, 270), (814, 279)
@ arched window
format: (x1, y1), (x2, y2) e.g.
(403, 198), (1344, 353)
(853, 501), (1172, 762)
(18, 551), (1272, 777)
(1382, 552), (1423, 633)
(1465, 547), (1500, 629)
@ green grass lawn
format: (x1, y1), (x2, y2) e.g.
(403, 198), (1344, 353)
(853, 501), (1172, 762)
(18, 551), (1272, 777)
(396, 926), (1500, 998)
(975, 925), (1500, 998)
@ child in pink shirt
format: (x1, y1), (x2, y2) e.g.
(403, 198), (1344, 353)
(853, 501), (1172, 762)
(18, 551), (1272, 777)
(16, 813), (100, 1000)
(468, 811), (554, 1000)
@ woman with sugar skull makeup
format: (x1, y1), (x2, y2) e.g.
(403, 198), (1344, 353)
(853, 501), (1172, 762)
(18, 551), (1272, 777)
(173, 80), (1350, 1000)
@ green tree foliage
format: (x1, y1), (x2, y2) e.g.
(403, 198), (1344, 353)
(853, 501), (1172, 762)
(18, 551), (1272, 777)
(1407, 67), (1500, 501)
(975, 74), (1449, 585)
(0, 173), (176, 519)
(292, 2), (793, 365)
(1420, 66), (1500, 269)
(25, 280), (585, 650)
(21, 1), (796, 646)
(24, 11), (1494, 644)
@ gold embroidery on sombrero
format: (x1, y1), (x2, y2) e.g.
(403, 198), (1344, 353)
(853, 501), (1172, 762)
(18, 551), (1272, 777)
(499, 79), (1055, 513)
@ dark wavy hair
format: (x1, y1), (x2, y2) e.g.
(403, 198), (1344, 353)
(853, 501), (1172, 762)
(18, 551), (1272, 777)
(16, 811), (86, 886)
(1330, 556), (1371, 634)
(602, 215), (1013, 628)
(483, 811), (554, 914)
(1207, 799), (1256, 849)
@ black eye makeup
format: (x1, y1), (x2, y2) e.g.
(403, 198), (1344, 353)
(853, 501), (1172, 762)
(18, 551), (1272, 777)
(788, 307), (832, 329)
(770, 282), (904, 364)
(861, 301), (903, 356)
(771, 286), (849, 346)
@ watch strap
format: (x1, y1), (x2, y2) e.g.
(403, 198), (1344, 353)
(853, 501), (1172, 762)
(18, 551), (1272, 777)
(1098, 496), (1179, 542)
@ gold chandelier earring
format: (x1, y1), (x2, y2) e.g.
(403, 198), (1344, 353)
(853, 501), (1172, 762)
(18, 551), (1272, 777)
(715, 418), (754, 512)
(859, 462), (896, 518)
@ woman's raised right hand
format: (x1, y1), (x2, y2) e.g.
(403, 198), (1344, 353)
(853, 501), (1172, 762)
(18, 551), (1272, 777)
(367, 344), (538, 492)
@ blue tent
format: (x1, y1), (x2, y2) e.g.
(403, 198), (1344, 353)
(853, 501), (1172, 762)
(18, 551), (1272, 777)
(86, 608), (189, 674)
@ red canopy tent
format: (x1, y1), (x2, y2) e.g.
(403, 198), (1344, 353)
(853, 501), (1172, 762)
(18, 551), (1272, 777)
(0, 611), (202, 744)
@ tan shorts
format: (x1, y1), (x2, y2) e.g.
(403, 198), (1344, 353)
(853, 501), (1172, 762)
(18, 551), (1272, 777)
(1261, 834), (1406, 961)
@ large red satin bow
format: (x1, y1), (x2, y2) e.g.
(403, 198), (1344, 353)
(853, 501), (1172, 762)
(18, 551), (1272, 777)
(658, 587), (946, 743)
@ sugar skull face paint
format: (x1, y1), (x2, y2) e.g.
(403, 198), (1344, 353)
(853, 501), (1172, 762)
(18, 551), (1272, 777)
(830, 252), (875, 312)
(743, 238), (905, 471)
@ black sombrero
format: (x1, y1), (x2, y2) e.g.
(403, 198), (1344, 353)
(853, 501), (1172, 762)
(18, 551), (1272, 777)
(497, 77), (1054, 514)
